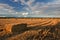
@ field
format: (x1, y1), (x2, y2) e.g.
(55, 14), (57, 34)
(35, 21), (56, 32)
(0, 18), (60, 40)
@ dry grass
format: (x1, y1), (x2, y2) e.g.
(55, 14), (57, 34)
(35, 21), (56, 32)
(0, 18), (60, 40)
(6, 24), (60, 40)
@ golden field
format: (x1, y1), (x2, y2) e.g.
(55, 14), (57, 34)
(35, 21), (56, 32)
(0, 18), (60, 40)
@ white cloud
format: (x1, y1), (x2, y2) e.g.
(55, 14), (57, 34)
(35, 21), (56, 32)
(20, 0), (26, 5)
(14, 0), (18, 2)
(22, 12), (28, 15)
(11, 0), (19, 2)
(29, 0), (60, 17)
(0, 3), (15, 14)
(0, 0), (60, 17)
(26, 0), (35, 6)
(0, 16), (6, 17)
(13, 0), (60, 17)
(22, 12), (28, 17)
(0, 3), (29, 17)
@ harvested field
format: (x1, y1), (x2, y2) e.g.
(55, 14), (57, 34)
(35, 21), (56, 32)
(0, 18), (60, 40)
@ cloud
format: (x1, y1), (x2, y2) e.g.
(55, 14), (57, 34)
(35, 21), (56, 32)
(26, 0), (35, 6)
(0, 3), (29, 17)
(12, 0), (60, 11)
(0, 3), (20, 17)
(20, 0), (26, 5)
(14, 0), (18, 2)
(0, 0), (60, 17)
(13, 0), (36, 11)
(28, 0), (60, 17)
(0, 3), (15, 14)
(22, 12), (28, 17)
(11, 0), (19, 2)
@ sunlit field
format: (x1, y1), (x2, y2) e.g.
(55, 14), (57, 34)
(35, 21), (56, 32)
(0, 18), (60, 40)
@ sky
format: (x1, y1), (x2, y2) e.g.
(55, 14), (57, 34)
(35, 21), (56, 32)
(0, 0), (60, 17)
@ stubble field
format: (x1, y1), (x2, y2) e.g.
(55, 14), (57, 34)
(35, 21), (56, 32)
(0, 18), (60, 40)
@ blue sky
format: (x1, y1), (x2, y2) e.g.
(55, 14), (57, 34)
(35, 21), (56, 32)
(0, 0), (60, 17)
